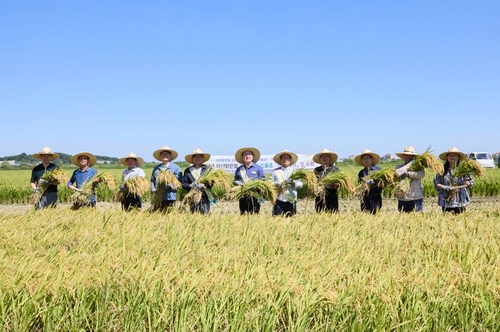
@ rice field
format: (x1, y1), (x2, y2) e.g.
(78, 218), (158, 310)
(1, 207), (500, 330)
(1, 166), (500, 204)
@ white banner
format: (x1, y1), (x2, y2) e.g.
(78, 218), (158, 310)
(206, 154), (319, 174)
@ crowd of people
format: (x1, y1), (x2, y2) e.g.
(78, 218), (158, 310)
(29, 145), (476, 215)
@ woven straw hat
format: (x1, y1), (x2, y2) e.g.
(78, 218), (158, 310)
(273, 150), (298, 166)
(153, 146), (178, 162)
(71, 152), (97, 167)
(33, 147), (59, 160)
(354, 149), (381, 166)
(312, 148), (338, 164)
(396, 146), (418, 159)
(235, 147), (261, 164)
(185, 148), (211, 164)
(439, 147), (466, 161)
(119, 152), (144, 167)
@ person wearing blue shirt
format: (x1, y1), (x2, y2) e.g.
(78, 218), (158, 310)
(233, 147), (266, 214)
(67, 152), (99, 208)
(150, 146), (183, 212)
(355, 149), (382, 214)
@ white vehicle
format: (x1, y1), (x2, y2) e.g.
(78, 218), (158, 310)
(467, 152), (496, 168)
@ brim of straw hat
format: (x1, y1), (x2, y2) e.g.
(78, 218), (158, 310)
(354, 152), (381, 166)
(153, 148), (179, 162)
(71, 152), (97, 167)
(439, 150), (466, 161)
(185, 153), (211, 164)
(312, 151), (338, 164)
(273, 151), (298, 166)
(395, 151), (418, 159)
(235, 147), (261, 164)
(34, 150), (60, 160)
(119, 156), (144, 167)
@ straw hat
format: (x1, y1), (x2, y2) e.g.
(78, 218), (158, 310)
(396, 146), (418, 159)
(439, 147), (466, 161)
(354, 149), (381, 166)
(273, 150), (298, 166)
(312, 148), (338, 164)
(119, 152), (144, 167)
(235, 147), (261, 164)
(71, 152), (97, 167)
(33, 147), (59, 160)
(153, 146), (178, 162)
(185, 148), (211, 164)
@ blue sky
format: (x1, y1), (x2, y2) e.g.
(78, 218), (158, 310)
(1, 1), (499, 162)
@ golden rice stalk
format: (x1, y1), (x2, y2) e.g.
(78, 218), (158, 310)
(151, 171), (182, 210)
(30, 168), (69, 207)
(452, 158), (485, 178)
(408, 147), (444, 174)
(317, 170), (355, 201)
(114, 176), (149, 201)
(354, 168), (398, 199)
(197, 167), (230, 192)
(280, 168), (318, 195)
(226, 179), (278, 202)
(182, 188), (203, 206)
(95, 172), (116, 190)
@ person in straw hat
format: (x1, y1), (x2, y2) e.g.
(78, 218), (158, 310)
(182, 148), (213, 214)
(233, 147), (265, 214)
(313, 148), (340, 213)
(394, 146), (425, 212)
(67, 152), (99, 208)
(150, 146), (183, 212)
(30, 146), (61, 209)
(433, 147), (474, 214)
(355, 149), (382, 214)
(119, 152), (146, 211)
(269, 150), (303, 217)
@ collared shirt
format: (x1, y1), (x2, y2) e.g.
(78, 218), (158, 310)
(30, 163), (58, 193)
(269, 166), (303, 203)
(358, 165), (382, 196)
(122, 166), (146, 182)
(234, 162), (265, 182)
(68, 167), (98, 202)
(150, 162), (183, 201)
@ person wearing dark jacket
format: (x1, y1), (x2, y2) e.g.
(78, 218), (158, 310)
(313, 148), (340, 213)
(30, 146), (60, 209)
(355, 149), (382, 214)
(182, 148), (212, 214)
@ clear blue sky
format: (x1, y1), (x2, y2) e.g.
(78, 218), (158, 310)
(1, 1), (499, 162)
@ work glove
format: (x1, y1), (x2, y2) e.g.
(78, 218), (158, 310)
(366, 179), (375, 186)
(119, 184), (125, 191)
(325, 183), (333, 189)
(189, 182), (197, 188)
(197, 183), (206, 190)
(167, 184), (174, 190)
(233, 181), (244, 186)
(33, 188), (39, 193)
(441, 185), (452, 192)
(286, 178), (295, 187)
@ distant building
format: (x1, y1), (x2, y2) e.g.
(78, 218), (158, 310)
(381, 153), (398, 161)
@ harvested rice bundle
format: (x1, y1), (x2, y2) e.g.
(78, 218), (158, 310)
(71, 172), (116, 206)
(151, 170), (182, 210)
(280, 168), (318, 195)
(354, 168), (398, 199)
(227, 179), (278, 202)
(452, 158), (485, 178)
(317, 171), (355, 201)
(182, 167), (230, 206)
(114, 176), (150, 202)
(29, 168), (69, 206)
(408, 147), (444, 174)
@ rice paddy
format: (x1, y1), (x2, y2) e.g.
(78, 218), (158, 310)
(1, 205), (500, 330)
